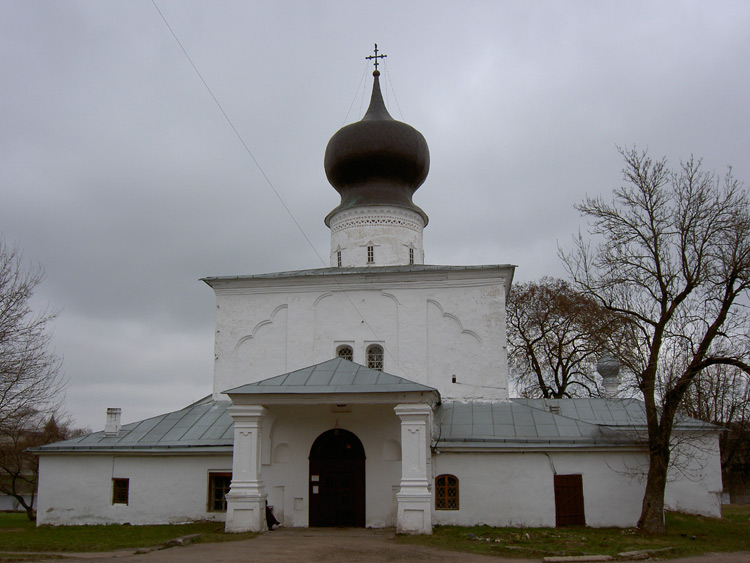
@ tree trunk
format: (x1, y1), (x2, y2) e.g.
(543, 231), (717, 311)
(8, 490), (37, 522)
(25, 505), (36, 522)
(637, 435), (670, 533)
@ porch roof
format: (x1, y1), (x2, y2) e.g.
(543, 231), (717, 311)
(224, 358), (439, 396)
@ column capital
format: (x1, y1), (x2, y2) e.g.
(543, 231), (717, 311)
(227, 404), (267, 421)
(394, 403), (433, 419)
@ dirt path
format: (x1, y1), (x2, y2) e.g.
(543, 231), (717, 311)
(7, 528), (750, 563)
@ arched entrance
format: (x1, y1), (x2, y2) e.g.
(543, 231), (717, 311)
(309, 428), (366, 527)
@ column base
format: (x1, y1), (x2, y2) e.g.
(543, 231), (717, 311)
(396, 490), (432, 534)
(225, 490), (267, 533)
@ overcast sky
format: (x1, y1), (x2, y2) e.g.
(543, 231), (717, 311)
(2, 0), (749, 431)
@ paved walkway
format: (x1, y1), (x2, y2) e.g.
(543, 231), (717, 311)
(4, 528), (749, 563)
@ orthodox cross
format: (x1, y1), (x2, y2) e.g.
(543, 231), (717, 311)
(365, 43), (387, 71)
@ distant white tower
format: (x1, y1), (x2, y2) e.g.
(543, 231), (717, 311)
(597, 353), (621, 398)
(324, 56), (430, 268)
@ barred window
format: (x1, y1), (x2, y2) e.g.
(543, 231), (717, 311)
(435, 474), (459, 510)
(409, 247), (414, 265)
(337, 250), (342, 267)
(367, 245), (374, 264)
(366, 344), (384, 371)
(112, 478), (129, 505)
(208, 473), (232, 512)
(337, 345), (354, 362)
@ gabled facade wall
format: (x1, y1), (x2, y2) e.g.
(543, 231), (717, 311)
(209, 268), (512, 401)
(260, 404), (405, 528)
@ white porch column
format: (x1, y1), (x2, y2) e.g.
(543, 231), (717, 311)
(225, 404), (267, 532)
(394, 403), (433, 534)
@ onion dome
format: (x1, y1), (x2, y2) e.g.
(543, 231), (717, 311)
(324, 70), (430, 226)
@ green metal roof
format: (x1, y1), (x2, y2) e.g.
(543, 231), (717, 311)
(515, 398), (718, 430)
(34, 380), (716, 454)
(434, 398), (719, 450)
(33, 397), (234, 454)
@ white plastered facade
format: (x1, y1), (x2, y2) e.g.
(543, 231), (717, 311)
(33, 66), (724, 532)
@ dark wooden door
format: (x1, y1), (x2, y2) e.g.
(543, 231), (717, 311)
(554, 474), (585, 527)
(309, 429), (366, 527)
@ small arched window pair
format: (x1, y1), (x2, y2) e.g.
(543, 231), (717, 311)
(366, 344), (383, 371)
(336, 345), (353, 362)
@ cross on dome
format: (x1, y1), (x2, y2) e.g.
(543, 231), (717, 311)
(365, 43), (387, 73)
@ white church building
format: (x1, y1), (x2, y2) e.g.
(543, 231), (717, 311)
(35, 62), (723, 533)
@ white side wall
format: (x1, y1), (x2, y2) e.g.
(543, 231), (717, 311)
(211, 270), (511, 401)
(36, 430), (722, 527)
(36, 454), (232, 526)
(430, 432), (723, 528)
(432, 450), (646, 528)
(665, 433), (723, 517)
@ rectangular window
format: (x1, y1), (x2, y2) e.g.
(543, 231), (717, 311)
(367, 245), (374, 264)
(112, 478), (129, 505)
(337, 250), (342, 267)
(409, 247), (414, 265)
(208, 473), (232, 512)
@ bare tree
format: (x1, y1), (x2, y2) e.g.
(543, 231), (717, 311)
(507, 277), (624, 398)
(562, 147), (750, 533)
(0, 238), (66, 519)
(0, 238), (64, 430)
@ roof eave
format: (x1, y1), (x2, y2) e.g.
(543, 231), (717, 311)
(31, 444), (234, 456)
(227, 389), (440, 407)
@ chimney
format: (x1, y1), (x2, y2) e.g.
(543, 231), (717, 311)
(105, 408), (121, 437)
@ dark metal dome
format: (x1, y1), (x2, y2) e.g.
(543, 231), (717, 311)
(324, 71), (429, 226)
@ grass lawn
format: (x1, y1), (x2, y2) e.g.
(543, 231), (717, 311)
(0, 513), (256, 553)
(0, 506), (747, 559)
(395, 505), (750, 559)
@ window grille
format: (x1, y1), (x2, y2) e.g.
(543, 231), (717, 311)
(337, 250), (342, 267)
(208, 473), (232, 512)
(337, 345), (354, 362)
(409, 247), (414, 265)
(366, 344), (384, 371)
(367, 246), (374, 264)
(435, 474), (459, 510)
(112, 478), (129, 505)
